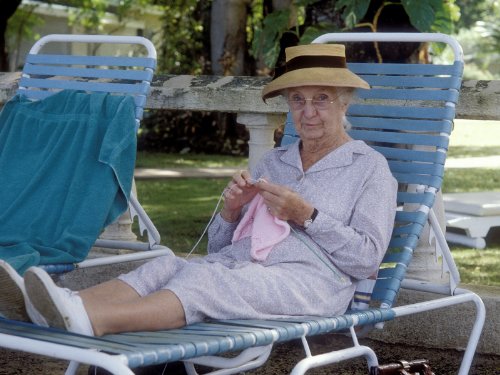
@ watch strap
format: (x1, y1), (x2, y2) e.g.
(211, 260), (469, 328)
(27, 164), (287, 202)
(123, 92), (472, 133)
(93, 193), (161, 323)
(310, 207), (319, 222)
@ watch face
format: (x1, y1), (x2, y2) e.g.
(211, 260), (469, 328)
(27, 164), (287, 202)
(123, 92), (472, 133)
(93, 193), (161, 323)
(304, 218), (313, 228)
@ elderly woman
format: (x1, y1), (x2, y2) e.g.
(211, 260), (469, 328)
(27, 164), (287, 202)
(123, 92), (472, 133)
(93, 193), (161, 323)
(0, 43), (397, 336)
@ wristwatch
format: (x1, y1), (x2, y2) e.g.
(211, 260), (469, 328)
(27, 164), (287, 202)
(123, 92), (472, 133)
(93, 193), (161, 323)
(303, 208), (318, 229)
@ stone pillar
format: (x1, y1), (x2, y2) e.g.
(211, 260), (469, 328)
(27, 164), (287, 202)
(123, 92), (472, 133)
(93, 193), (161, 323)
(99, 179), (138, 242)
(237, 113), (285, 170)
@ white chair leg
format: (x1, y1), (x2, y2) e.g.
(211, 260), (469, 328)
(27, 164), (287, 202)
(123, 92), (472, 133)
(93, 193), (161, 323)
(64, 361), (80, 375)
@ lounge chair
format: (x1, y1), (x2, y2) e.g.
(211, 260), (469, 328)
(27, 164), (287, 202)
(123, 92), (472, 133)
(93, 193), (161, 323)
(0, 34), (172, 275)
(0, 33), (485, 375)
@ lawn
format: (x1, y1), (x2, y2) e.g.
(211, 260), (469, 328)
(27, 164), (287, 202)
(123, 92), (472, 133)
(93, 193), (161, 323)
(442, 119), (500, 286)
(134, 119), (500, 287)
(135, 178), (229, 253)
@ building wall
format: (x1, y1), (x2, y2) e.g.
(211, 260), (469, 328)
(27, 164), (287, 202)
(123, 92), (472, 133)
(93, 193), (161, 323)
(8, 1), (162, 70)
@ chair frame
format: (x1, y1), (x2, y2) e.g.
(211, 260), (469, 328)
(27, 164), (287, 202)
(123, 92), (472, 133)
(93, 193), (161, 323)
(15, 34), (172, 273)
(0, 33), (486, 375)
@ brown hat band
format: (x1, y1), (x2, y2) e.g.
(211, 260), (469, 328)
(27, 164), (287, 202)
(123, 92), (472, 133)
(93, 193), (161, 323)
(285, 55), (347, 72)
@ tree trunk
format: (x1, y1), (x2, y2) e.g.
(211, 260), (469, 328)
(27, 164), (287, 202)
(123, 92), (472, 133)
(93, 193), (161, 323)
(210, 0), (252, 75)
(0, 0), (22, 72)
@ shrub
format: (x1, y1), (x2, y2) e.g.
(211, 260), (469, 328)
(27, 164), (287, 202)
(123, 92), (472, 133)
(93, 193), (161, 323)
(138, 110), (249, 156)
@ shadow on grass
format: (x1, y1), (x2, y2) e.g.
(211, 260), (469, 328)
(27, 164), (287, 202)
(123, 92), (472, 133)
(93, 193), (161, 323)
(450, 228), (500, 286)
(447, 146), (500, 159)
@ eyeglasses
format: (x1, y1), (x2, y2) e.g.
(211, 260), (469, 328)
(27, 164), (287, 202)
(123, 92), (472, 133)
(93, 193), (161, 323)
(287, 92), (342, 111)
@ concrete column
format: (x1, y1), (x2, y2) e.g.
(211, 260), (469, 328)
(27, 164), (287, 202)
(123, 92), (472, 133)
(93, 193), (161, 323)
(237, 113), (285, 171)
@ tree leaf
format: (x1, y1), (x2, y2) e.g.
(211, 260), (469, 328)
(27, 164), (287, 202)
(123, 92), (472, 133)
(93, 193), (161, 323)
(401, 0), (438, 32)
(334, 0), (370, 29)
(250, 9), (292, 67)
(300, 23), (342, 44)
(432, 0), (460, 34)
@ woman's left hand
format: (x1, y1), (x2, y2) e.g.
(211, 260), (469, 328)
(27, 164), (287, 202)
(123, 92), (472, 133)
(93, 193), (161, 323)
(257, 179), (315, 226)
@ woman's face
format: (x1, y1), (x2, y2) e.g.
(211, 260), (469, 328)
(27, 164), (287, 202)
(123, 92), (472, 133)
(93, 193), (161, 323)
(287, 86), (348, 143)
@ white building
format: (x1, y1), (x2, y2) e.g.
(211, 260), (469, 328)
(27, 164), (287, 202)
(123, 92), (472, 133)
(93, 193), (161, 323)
(8, 0), (163, 71)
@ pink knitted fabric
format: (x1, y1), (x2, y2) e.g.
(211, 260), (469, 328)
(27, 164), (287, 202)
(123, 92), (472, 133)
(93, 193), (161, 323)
(232, 195), (290, 261)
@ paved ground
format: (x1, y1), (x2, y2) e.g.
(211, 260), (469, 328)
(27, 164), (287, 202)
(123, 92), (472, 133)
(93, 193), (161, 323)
(445, 155), (500, 169)
(1, 334), (499, 374)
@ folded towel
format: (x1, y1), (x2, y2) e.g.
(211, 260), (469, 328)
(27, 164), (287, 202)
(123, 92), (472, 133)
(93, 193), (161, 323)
(232, 195), (290, 261)
(0, 90), (137, 274)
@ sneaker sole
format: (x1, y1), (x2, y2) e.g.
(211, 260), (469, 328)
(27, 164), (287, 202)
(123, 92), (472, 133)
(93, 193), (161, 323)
(24, 268), (68, 330)
(0, 261), (29, 322)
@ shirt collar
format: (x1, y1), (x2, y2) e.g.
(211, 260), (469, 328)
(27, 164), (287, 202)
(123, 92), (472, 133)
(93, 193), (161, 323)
(278, 139), (370, 172)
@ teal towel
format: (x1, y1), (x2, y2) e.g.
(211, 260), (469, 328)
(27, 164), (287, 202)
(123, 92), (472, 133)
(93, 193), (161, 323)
(0, 90), (137, 274)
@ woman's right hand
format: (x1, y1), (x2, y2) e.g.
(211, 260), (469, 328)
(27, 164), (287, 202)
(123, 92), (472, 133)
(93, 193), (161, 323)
(220, 170), (259, 222)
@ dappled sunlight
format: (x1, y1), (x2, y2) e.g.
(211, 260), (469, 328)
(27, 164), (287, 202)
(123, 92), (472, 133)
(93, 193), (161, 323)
(188, 195), (223, 203)
(136, 151), (248, 169)
(453, 248), (500, 286)
(451, 120), (500, 147)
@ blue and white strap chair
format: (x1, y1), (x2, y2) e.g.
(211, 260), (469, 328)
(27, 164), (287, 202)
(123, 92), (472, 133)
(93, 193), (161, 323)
(0, 33), (485, 375)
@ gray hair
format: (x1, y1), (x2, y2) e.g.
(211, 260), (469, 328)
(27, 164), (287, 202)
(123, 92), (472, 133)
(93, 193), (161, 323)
(337, 87), (356, 105)
(343, 116), (352, 130)
(336, 88), (355, 131)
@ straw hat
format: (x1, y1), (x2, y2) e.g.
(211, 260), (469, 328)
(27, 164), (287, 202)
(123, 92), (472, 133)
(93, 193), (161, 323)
(262, 43), (370, 101)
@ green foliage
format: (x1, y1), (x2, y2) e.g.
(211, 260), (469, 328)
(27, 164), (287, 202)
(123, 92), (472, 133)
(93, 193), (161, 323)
(334, 0), (371, 29)
(6, 4), (43, 40)
(431, 0), (460, 34)
(402, 0), (438, 32)
(250, 0), (319, 68)
(454, 0), (493, 29)
(443, 0), (500, 78)
(299, 22), (341, 44)
(66, 0), (106, 32)
(6, 4), (44, 70)
(452, 24), (500, 78)
(251, 0), (460, 69)
(400, 0), (459, 53)
(64, 0), (153, 33)
(252, 8), (292, 68)
(156, 0), (206, 75)
(137, 110), (249, 156)
(473, 19), (500, 77)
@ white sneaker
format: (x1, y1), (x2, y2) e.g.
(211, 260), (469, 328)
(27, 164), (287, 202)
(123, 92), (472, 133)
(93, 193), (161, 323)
(24, 267), (94, 336)
(0, 260), (30, 322)
(0, 260), (47, 326)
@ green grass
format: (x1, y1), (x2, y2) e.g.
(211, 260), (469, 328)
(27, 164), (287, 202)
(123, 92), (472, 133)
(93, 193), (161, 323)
(133, 120), (500, 286)
(447, 145), (500, 159)
(443, 119), (500, 286)
(442, 169), (500, 193)
(452, 248), (500, 286)
(135, 179), (227, 253)
(136, 152), (247, 169)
